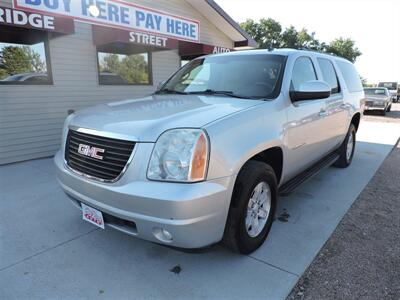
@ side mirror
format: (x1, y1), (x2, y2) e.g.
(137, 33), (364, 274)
(291, 80), (331, 102)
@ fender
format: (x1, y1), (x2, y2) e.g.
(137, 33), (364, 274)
(205, 100), (285, 180)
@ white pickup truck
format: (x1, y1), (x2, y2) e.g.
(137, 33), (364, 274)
(378, 82), (399, 103)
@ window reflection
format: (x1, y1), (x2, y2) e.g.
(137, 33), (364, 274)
(0, 41), (50, 84)
(98, 51), (151, 85)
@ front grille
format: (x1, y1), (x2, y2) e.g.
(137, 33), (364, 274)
(365, 100), (374, 106)
(65, 130), (135, 181)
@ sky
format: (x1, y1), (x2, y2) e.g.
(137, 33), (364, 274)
(216, 0), (400, 84)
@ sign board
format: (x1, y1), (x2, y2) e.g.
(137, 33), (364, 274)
(179, 41), (233, 57)
(13, 0), (200, 42)
(92, 25), (179, 49)
(0, 6), (74, 33)
(203, 45), (231, 54)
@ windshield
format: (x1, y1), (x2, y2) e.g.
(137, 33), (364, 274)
(378, 82), (397, 90)
(364, 88), (386, 95)
(160, 54), (287, 99)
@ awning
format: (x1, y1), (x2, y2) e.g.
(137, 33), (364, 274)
(92, 25), (233, 58)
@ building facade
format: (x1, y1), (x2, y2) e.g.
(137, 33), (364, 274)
(0, 0), (255, 164)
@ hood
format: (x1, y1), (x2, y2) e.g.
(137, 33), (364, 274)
(69, 95), (263, 142)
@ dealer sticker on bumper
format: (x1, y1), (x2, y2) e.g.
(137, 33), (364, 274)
(82, 203), (105, 229)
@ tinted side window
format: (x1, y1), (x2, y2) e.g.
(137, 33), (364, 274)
(97, 51), (151, 85)
(0, 41), (52, 85)
(336, 61), (363, 93)
(318, 58), (340, 94)
(291, 57), (317, 90)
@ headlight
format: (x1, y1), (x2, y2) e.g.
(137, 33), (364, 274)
(147, 129), (209, 182)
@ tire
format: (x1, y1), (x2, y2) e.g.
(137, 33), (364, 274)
(381, 109), (386, 116)
(334, 124), (356, 168)
(387, 104), (391, 112)
(223, 161), (277, 254)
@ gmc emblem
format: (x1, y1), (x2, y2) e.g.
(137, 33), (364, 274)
(78, 144), (105, 160)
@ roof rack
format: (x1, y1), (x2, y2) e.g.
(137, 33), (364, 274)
(272, 47), (341, 59)
(295, 47), (336, 56)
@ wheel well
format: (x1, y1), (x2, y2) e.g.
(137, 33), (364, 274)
(351, 113), (361, 132)
(249, 147), (283, 184)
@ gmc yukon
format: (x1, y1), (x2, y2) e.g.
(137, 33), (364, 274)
(55, 49), (364, 254)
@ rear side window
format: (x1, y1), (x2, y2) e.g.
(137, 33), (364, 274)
(336, 61), (363, 93)
(318, 58), (340, 94)
(291, 56), (317, 90)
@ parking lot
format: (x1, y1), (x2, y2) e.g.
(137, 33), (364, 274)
(1, 105), (400, 300)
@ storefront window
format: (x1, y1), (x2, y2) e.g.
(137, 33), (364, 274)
(0, 41), (51, 85)
(97, 51), (151, 85)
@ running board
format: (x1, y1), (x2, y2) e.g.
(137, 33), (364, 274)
(278, 151), (340, 196)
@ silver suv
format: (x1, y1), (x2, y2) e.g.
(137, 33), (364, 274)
(55, 49), (363, 254)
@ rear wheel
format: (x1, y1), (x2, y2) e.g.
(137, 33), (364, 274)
(334, 124), (356, 168)
(223, 161), (277, 254)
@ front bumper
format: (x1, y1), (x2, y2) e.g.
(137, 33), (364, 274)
(55, 150), (235, 249)
(364, 102), (386, 111)
(364, 106), (386, 111)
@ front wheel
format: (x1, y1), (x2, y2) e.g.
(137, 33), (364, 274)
(223, 161), (277, 254)
(334, 124), (356, 168)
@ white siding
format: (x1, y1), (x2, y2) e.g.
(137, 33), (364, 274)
(0, 0), (234, 164)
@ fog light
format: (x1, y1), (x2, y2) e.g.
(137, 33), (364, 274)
(152, 227), (173, 242)
(162, 229), (173, 240)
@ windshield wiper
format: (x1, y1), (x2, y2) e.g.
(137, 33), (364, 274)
(155, 88), (188, 95)
(187, 89), (264, 100)
(187, 89), (233, 95)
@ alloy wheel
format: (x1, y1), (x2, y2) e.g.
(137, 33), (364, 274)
(245, 182), (272, 238)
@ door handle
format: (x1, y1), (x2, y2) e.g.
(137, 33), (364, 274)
(340, 104), (347, 109)
(319, 110), (329, 117)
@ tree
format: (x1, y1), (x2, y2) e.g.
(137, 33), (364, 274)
(25, 46), (46, 72)
(0, 46), (33, 76)
(325, 38), (362, 63)
(0, 69), (8, 80)
(0, 45), (46, 79)
(120, 54), (148, 84)
(240, 18), (362, 62)
(241, 18), (282, 49)
(101, 53), (120, 73)
(297, 29), (322, 51)
(280, 26), (299, 48)
(99, 53), (149, 84)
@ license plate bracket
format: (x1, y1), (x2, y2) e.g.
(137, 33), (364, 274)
(82, 203), (105, 229)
